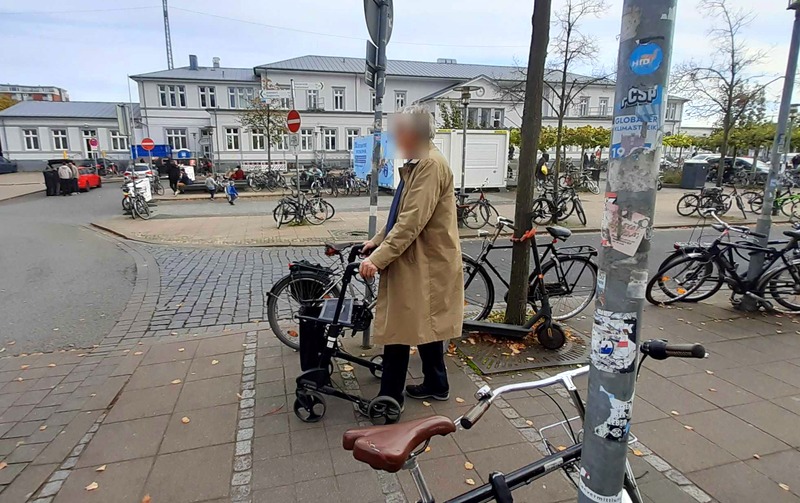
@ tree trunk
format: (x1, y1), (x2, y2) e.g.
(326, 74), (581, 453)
(552, 29), (571, 221)
(717, 111), (732, 187)
(504, 0), (552, 326)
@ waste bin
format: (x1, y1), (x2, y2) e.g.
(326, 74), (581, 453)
(680, 161), (708, 189)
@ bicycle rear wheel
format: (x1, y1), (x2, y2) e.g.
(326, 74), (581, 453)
(274, 201), (297, 228)
(462, 255), (494, 320)
(479, 202), (498, 225)
(760, 261), (800, 311)
(267, 272), (341, 350)
(529, 256), (597, 321)
(462, 204), (488, 229)
(531, 198), (554, 225)
(305, 199), (329, 225)
(585, 179), (600, 195)
(645, 255), (719, 305)
(133, 197), (151, 220)
(574, 200), (587, 226)
(676, 195), (699, 216)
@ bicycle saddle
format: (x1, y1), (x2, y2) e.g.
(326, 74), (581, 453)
(343, 416), (456, 473)
(323, 242), (356, 253)
(784, 229), (800, 240)
(545, 226), (572, 241)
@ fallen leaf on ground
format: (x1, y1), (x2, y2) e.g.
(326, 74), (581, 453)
(526, 357), (535, 362)
(455, 397), (465, 403)
(632, 449), (643, 457)
(39, 425), (47, 431)
(8, 341), (14, 345)
(709, 388), (717, 392)
(342, 364), (354, 372)
(85, 482), (99, 491)
(526, 420), (533, 426)
(236, 393), (243, 399)
(0, 462), (7, 470)
(48, 364), (56, 368)
(465, 478), (476, 486)
(422, 401), (431, 407)
(170, 332), (178, 336)
(178, 348), (185, 352)
(171, 379), (182, 385)
(684, 425), (694, 431)
(20, 365), (29, 370)
(96, 465), (106, 472)
(142, 495), (151, 503)
(556, 446), (567, 452)
(670, 410), (680, 416)
(705, 370), (714, 375)
(53, 328), (59, 331)
(0, 348), (5, 353)
(15, 377), (23, 382)
(134, 351), (143, 356)
(410, 346), (417, 355)
(181, 417), (190, 424)
(424, 446), (431, 453)
(779, 483), (790, 491)
(464, 461), (474, 470)
(211, 360), (219, 365)
(753, 454), (761, 460)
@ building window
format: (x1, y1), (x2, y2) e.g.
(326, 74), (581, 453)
(333, 88), (345, 111)
(276, 133), (288, 151)
(251, 129), (265, 150)
(395, 91), (406, 111)
(666, 102), (678, 121)
(225, 128), (240, 150)
(276, 86), (292, 109)
(199, 86), (216, 108)
(578, 96), (589, 116)
(23, 129), (39, 150)
(158, 84), (186, 107)
(110, 130), (129, 151)
(166, 128), (188, 150)
(82, 130), (97, 156)
(228, 87), (255, 109)
(322, 128), (337, 151)
(492, 109), (504, 128)
(598, 98), (609, 116)
(306, 90), (319, 110)
(346, 128), (360, 151)
(371, 92), (376, 111)
(300, 128), (313, 151)
(52, 129), (68, 150)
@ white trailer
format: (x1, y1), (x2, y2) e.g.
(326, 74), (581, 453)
(369, 129), (509, 191)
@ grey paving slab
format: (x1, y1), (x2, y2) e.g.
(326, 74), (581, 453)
(53, 457), (153, 503)
(728, 400), (800, 447)
(76, 415), (169, 467)
(144, 443), (234, 503)
(745, 449), (800, 499)
(159, 403), (238, 453)
(104, 384), (181, 423)
(633, 417), (738, 473)
(690, 461), (800, 503)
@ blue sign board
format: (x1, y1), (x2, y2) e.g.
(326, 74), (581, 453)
(352, 134), (395, 188)
(175, 149), (192, 159)
(629, 43), (663, 75)
(130, 144), (172, 159)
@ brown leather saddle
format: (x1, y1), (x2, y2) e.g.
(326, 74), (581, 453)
(342, 416), (456, 473)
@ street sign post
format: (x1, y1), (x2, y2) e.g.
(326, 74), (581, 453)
(365, 41), (378, 90)
(291, 82), (324, 91)
(364, 0), (393, 46)
(286, 110), (302, 134)
(89, 138), (99, 150)
(141, 138), (155, 151)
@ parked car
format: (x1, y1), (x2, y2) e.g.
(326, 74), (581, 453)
(0, 156), (17, 174)
(80, 158), (117, 176)
(123, 163), (155, 180)
(45, 160), (102, 191)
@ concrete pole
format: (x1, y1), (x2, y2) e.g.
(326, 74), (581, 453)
(267, 104), (272, 171)
(460, 101), (468, 198)
(363, 0), (389, 349)
(578, 1), (676, 502)
(743, 6), (800, 309)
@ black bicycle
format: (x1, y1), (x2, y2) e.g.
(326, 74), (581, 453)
(646, 210), (800, 311)
(531, 187), (587, 226)
(343, 339), (707, 503)
(463, 217), (597, 321)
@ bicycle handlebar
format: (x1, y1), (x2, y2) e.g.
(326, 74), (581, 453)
(460, 401), (490, 429)
(702, 209), (767, 238)
(348, 244), (366, 263)
(640, 340), (707, 360)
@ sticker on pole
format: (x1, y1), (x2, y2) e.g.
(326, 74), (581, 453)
(600, 201), (649, 256)
(591, 309), (637, 374)
(593, 386), (633, 441)
(579, 477), (624, 503)
(629, 42), (663, 75)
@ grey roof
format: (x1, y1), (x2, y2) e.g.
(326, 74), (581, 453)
(0, 101), (140, 119)
(131, 67), (258, 82)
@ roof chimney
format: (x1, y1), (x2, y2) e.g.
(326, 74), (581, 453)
(437, 58), (457, 64)
(212, 57), (220, 69)
(189, 55), (199, 70)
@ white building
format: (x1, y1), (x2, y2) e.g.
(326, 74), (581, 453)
(0, 101), (138, 170)
(131, 55), (687, 169)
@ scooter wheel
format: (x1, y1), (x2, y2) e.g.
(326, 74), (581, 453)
(293, 390), (326, 423)
(366, 396), (402, 425)
(369, 355), (383, 379)
(536, 323), (566, 350)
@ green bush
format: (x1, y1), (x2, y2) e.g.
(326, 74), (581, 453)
(662, 170), (682, 184)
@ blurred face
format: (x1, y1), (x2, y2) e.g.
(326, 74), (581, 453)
(392, 116), (423, 159)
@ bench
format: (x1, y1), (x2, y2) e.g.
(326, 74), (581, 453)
(179, 179), (249, 193)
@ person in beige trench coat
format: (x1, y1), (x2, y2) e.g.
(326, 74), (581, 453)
(359, 105), (464, 407)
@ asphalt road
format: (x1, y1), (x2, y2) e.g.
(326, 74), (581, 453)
(0, 184), (135, 354)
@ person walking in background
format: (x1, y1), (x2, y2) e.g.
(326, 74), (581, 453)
(359, 105), (463, 408)
(167, 159), (181, 195)
(536, 152), (550, 183)
(57, 163), (73, 196)
(205, 174), (218, 199)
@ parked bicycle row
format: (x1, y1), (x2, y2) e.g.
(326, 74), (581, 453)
(676, 184), (800, 221)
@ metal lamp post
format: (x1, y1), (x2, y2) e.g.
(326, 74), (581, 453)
(453, 86), (482, 200)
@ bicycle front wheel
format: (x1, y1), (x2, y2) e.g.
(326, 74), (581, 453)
(133, 197), (151, 220)
(575, 200), (587, 226)
(531, 198), (554, 225)
(529, 256), (597, 321)
(462, 204), (488, 229)
(761, 261), (800, 311)
(267, 272), (341, 350)
(479, 202), (499, 225)
(462, 255), (494, 321)
(676, 195), (699, 217)
(305, 199), (329, 225)
(645, 255), (719, 305)
(585, 179), (600, 195)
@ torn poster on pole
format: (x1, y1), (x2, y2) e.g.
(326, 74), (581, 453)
(593, 386), (633, 441)
(600, 197), (648, 256)
(591, 310), (637, 374)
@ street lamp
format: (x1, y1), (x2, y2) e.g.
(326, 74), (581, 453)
(453, 85), (483, 200)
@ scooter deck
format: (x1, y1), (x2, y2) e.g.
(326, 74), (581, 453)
(462, 320), (531, 339)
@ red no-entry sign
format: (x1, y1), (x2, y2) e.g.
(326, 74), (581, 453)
(286, 110), (301, 133)
(141, 138), (155, 151)
(88, 137), (99, 149)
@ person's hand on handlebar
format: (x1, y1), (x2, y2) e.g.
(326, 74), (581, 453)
(359, 258), (378, 280)
(361, 240), (377, 255)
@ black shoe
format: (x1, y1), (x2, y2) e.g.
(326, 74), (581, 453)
(405, 384), (449, 401)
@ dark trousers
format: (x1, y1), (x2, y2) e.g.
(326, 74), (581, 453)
(379, 341), (449, 404)
(59, 178), (71, 195)
(208, 188), (216, 198)
(169, 179), (178, 192)
(44, 172), (56, 196)
(72, 179), (79, 193)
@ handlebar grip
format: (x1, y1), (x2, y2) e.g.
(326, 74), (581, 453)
(749, 231), (767, 239)
(641, 340), (706, 360)
(348, 244), (365, 263)
(461, 400), (490, 429)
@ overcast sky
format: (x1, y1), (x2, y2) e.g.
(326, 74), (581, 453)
(1, 0), (796, 126)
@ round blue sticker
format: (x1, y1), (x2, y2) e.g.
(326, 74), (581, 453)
(629, 43), (663, 75)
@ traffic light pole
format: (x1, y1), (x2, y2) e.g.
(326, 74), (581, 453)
(578, 1), (676, 502)
(364, 0), (389, 349)
(742, 5), (800, 311)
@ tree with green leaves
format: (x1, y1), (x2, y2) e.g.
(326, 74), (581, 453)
(438, 100), (464, 129)
(0, 96), (17, 112)
(238, 98), (287, 150)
